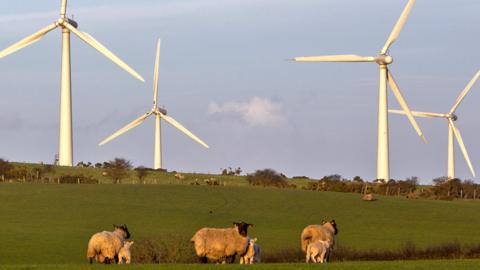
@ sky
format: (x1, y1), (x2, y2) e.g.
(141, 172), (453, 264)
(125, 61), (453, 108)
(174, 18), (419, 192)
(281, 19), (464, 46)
(0, 0), (478, 183)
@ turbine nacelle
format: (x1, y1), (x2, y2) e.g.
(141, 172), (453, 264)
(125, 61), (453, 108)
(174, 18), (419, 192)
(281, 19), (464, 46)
(448, 113), (458, 122)
(155, 107), (167, 115)
(56, 18), (78, 28)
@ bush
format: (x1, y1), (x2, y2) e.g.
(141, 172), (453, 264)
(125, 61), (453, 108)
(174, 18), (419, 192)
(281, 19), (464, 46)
(247, 169), (289, 188)
(59, 174), (98, 184)
(132, 234), (197, 264)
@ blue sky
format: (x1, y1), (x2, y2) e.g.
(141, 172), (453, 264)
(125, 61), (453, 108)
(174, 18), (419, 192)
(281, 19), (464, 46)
(0, 0), (478, 182)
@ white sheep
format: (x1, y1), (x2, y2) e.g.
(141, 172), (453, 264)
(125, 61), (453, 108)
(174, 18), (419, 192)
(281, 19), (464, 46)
(118, 241), (134, 264)
(191, 222), (253, 263)
(87, 224), (131, 264)
(301, 220), (338, 262)
(306, 240), (331, 263)
(240, 237), (261, 264)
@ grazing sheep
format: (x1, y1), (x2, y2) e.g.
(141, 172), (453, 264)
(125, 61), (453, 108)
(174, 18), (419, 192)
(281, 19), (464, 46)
(240, 238), (261, 264)
(118, 241), (134, 264)
(87, 224), (131, 264)
(301, 220), (338, 262)
(362, 193), (375, 201)
(191, 221), (253, 263)
(306, 240), (331, 263)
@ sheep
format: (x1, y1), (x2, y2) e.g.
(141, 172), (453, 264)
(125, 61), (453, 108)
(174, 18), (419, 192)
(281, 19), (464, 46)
(240, 237), (261, 264)
(306, 240), (331, 263)
(301, 220), (338, 262)
(87, 224), (131, 264)
(118, 241), (134, 264)
(191, 221), (253, 263)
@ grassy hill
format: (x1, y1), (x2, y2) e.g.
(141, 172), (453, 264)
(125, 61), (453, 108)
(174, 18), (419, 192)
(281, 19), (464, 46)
(1, 183), (480, 265)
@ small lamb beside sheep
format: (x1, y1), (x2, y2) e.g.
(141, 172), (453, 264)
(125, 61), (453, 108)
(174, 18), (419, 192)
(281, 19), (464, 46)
(118, 241), (134, 264)
(86, 224), (131, 264)
(306, 240), (331, 263)
(240, 237), (261, 264)
(301, 220), (338, 262)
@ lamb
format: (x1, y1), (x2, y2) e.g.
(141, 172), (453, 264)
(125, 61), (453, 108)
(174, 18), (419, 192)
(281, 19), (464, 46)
(191, 221), (253, 263)
(240, 237), (261, 264)
(86, 224), (131, 264)
(118, 241), (134, 264)
(301, 220), (338, 262)
(306, 240), (331, 263)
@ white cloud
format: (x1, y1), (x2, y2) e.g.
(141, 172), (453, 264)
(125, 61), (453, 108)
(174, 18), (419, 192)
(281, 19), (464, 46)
(208, 96), (287, 127)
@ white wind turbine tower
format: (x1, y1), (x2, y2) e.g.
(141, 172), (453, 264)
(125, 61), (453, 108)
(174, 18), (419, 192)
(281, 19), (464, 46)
(99, 39), (209, 170)
(390, 70), (480, 179)
(291, 0), (426, 181)
(0, 0), (144, 166)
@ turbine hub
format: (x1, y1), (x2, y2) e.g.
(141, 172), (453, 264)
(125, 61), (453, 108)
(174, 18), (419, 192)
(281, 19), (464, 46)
(376, 55), (393, 65)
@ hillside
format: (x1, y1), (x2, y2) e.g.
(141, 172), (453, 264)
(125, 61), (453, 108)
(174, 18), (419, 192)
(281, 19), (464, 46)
(1, 183), (480, 265)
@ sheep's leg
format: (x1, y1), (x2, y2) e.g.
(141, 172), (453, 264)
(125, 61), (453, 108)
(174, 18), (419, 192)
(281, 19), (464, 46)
(229, 255), (236, 264)
(239, 256), (244, 264)
(306, 252), (310, 263)
(199, 256), (208, 264)
(114, 254), (119, 264)
(89, 257), (93, 264)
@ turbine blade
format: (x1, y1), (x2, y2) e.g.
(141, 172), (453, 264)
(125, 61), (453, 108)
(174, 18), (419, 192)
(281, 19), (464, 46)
(63, 22), (145, 82)
(449, 119), (476, 177)
(389, 109), (447, 118)
(387, 71), (427, 143)
(449, 70), (480, 114)
(292, 55), (377, 62)
(0, 23), (58, 59)
(381, 0), (416, 54)
(160, 113), (209, 148)
(98, 112), (152, 146)
(153, 39), (161, 106)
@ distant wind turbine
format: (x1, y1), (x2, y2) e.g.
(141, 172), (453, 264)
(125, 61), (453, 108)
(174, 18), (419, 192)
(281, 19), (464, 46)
(99, 39), (209, 170)
(0, 0), (145, 166)
(390, 70), (480, 179)
(291, 0), (425, 181)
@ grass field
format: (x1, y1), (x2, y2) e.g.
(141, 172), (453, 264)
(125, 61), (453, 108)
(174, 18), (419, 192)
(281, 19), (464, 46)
(2, 260), (480, 270)
(1, 183), (480, 267)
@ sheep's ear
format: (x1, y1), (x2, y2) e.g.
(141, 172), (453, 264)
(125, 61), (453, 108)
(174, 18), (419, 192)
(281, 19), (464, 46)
(248, 223), (254, 228)
(330, 219), (336, 224)
(321, 220), (326, 224)
(113, 224), (118, 229)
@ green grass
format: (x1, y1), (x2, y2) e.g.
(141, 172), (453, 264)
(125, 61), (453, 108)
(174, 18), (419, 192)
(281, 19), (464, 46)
(2, 184), (480, 265)
(2, 260), (480, 270)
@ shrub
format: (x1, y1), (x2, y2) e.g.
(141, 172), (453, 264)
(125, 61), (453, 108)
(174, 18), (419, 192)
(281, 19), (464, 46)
(247, 169), (289, 188)
(59, 174), (98, 184)
(132, 234), (197, 264)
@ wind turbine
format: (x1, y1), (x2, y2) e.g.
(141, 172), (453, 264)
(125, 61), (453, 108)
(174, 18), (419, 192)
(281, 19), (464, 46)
(390, 70), (480, 179)
(99, 39), (209, 170)
(291, 0), (425, 181)
(0, 0), (145, 166)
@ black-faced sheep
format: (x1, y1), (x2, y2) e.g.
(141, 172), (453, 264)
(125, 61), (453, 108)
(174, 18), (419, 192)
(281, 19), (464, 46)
(240, 237), (261, 264)
(301, 220), (338, 262)
(191, 221), (253, 263)
(118, 241), (134, 264)
(86, 224), (131, 264)
(306, 240), (331, 263)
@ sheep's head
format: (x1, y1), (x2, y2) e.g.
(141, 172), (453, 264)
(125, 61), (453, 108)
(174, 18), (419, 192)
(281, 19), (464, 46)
(123, 241), (134, 249)
(233, 221), (253, 236)
(114, 224), (131, 239)
(321, 219), (338, 235)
